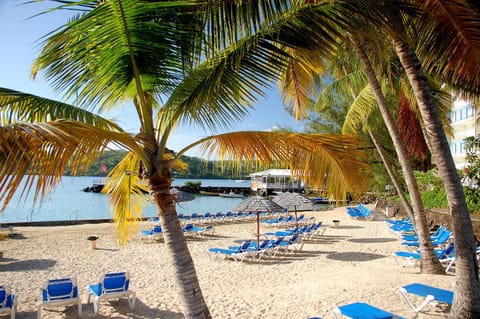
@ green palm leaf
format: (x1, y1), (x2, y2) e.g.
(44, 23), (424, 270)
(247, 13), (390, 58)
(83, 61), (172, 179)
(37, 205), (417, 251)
(0, 87), (122, 130)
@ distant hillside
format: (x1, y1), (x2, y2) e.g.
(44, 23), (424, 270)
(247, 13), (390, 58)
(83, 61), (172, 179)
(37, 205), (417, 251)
(64, 150), (253, 179)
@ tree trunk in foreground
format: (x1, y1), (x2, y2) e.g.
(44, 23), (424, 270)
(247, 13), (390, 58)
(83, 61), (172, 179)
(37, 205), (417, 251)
(369, 131), (415, 221)
(349, 33), (444, 273)
(149, 168), (211, 319)
(391, 33), (480, 318)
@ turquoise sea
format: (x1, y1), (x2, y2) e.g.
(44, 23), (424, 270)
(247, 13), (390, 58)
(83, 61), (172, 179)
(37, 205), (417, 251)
(0, 176), (250, 223)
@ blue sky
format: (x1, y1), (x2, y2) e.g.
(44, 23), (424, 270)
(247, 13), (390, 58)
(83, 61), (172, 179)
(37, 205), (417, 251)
(0, 1), (306, 156)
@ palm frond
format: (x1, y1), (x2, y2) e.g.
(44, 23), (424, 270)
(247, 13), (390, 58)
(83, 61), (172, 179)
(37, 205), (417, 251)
(0, 120), (148, 210)
(280, 47), (326, 120)
(182, 131), (371, 201)
(0, 87), (122, 130)
(411, 1), (480, 95)
(31, 0), (201, 113)
(157, 4), (346, 134)
(202, 0), (292, 53)
(102, 151), (150, 246)
(341, 85), (377, 134)
(313, 70), (367, 111)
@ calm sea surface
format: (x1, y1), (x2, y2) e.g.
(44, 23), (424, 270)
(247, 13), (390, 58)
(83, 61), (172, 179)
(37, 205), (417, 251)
(0, 176), (250, 223)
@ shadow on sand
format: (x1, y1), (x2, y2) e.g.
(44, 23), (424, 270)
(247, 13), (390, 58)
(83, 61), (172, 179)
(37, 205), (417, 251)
(327, 251), (386, 262)
(0, 258), (56, 272)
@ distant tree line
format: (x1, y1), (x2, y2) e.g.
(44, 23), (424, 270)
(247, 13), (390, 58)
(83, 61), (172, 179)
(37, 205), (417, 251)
(64, 150), (254, 179)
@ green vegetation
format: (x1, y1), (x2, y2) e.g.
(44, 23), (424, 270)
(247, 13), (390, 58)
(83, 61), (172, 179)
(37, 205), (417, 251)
(65, 150), (253, 179)
(414, 169), (480, 214)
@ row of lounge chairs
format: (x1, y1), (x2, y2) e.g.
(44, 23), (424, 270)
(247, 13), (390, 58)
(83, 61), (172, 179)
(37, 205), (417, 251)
(261, 214), (315, 227)
(387, 217), (459, 272)
(178, 211), (274, 224)
(139, 223), (215, 241)
(344, 203), (383, 220)
(309, 282), (453, 318)
(1, 271), (135, 318)
(207, 222), (324, 262)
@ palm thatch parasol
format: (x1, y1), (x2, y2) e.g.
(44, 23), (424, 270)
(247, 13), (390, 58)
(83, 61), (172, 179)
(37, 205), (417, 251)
(234, 195), (284, 244)
(272, 192), (314, 226)
(170, 187), (195, 202)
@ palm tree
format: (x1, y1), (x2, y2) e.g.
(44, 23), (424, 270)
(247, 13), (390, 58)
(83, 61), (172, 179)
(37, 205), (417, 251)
(0, 1), (370, 318)
(379, 4), (480, 317)
(329, 1), (480, 316)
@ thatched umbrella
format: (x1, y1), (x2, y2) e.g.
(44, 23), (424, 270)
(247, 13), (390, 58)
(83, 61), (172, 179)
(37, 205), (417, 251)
(272, 192), (313, 226)
(170, 187), (195, 202)
(234, 195), (284, 244)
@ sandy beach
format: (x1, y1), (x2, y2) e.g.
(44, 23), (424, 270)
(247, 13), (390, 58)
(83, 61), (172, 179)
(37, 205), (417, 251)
(1, 206), (454, 319)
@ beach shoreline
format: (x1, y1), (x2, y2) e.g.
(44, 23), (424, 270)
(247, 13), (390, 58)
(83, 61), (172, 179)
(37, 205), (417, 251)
(1, 206), (453, 318)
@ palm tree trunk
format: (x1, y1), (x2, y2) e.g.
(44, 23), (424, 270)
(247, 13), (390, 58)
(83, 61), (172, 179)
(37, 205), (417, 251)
(349, 32), (444, 273)
(149, 169), (211, 319)
(368, 130), (415, 220)
(388, 17), (480, 316)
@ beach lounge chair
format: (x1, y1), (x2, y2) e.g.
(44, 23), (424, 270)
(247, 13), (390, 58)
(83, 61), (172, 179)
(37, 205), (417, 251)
(399, 283), (453, 314)
(208, 240), (253, 262)
(276, 233), (305, 253)
(401, 230), (451, 248)
(392, 242), (455, 268)
(400, 225), (448, 242)
(139, 225), (163, 241)
(346, 204), (374, 220)
(440, 246), (480, 273)
(0, 286), (16, 319)
(249, 240), (276, 260)
(191, 225), (215, 236)
(86, 272), (136, 315)
(333, 302), (405, 319)
(38, 278), (81, 319)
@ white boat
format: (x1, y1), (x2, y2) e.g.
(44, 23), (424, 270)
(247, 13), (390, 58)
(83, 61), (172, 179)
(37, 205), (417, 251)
(219, 191), (246, 198)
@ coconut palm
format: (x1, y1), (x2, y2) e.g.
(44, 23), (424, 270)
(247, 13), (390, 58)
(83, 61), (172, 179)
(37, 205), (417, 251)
(323, 1), (480, 316)
(371, 3), (480, 316)
(0, 1), (370, 318)
(294, 43), (448, 272)
(266, 1), (480, 315)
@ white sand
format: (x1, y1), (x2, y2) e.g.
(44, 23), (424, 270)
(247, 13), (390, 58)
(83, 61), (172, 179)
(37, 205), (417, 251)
(1, 206), (453, 319)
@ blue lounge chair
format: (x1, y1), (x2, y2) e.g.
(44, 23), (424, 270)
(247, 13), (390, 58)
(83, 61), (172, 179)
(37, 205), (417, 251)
(346, 204), (374, 220)
(38, 278), (81, 319)
(208, 240), (253, 262)
(400, 225), (448, 241)
(0, 285), (16, 319)
(399, 283), (453, 314)
(276, 233), (304, 253)
(191, 225), (215, 236)
(140, 225), (163, 241)
(86, 272), (136, 315)
(246, 240), (276, 260)
(392, 242), (455, 268)
(333, 302), (405, 319)
(401, 230), (451, 248)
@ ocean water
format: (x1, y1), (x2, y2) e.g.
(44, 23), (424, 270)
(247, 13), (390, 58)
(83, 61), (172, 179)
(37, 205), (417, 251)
(0, 176), (250, 223)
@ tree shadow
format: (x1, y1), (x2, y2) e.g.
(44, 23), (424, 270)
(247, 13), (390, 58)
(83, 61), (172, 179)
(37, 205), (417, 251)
(327, 251), (386, 262)
(7, 233), (27, 239)
(328, 225), (364, 229)
(347, 237), (398, 244)
(80, 298), (184, 318)
(0, 259), (57, 271)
